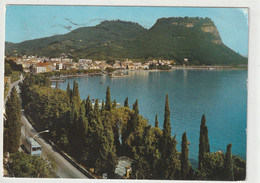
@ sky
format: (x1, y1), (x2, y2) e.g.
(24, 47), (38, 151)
(5, 6), (248, 56)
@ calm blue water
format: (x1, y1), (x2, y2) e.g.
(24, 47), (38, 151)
(57, 69), (247, 162)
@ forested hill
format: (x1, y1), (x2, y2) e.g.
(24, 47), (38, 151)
(5, 17), (247, 65)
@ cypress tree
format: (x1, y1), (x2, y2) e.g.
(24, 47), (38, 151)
(124, 97), (129, 108)
(66, 82), (72, 102)
(74, 102), (87, 157)
(198, 114), (210, 170)
(163, 94), (171, 139)
(132, 99), (139, 114)
(72, 81), (80, 100)
(181, 132), (190, 180)
(85, 95), (93, 119)
(160, 94), (172, 179)
(101, 100), (105, 115)
(94, 99), (99, 115)
(163, 136), (180, 179)
(112, 99), (117, 109)
(155, 114), (159, 128)
(224, 143), (234, 181)
(4, 87), (21, 153)
(96, 116), (118, 178)
(72, 81), (81, 112)
(105, 86), (111, 111)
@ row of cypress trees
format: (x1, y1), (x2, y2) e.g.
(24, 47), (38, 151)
(18, 74), (244, 180)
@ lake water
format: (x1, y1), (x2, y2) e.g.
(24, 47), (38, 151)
(57, 69), (247, 162)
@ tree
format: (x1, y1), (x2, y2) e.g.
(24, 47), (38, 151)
(233, 155), (246, 181)
(133, 99), (139, 114)
(85, 95), (93, 119)
(101, 100), (105, 115)
(163, 94), (171, 139)
(95, 113), (118, 178)
(94, 99), (100, 115)
(105, 86), (112, 111)
(181, 132), (192, 180)
(194, 151), (225, 180)
(155, 114), (159, 128)
(161, 94), (171, 160)
(5, 63), (13, 76)
(124, 97), (129, 108)
(4, 87), (21, 153)
(9, 152), (57, 178)
(66, 82), (72, 102)
(72, 81), (81, 109)
(224, 144), (234, 181)
(112, 99), (117, 109)
(160, 94), (178, 179)
(164, 136), (181, 179)
(198, 114), (210, 170)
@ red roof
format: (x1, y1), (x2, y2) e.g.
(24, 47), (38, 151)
(36, 62), (52, 67)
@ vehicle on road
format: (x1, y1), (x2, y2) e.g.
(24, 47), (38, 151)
(24, 137), (42, 156)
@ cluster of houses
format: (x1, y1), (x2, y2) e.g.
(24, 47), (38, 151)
(6, 55), (175, 74)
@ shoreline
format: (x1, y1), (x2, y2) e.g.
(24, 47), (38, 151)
(171, 65), (247, 70)
(50, 65), (247, 80)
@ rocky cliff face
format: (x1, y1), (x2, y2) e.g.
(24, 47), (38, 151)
(201, 23), (222, 44)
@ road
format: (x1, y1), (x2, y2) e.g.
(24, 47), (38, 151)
(20, 113), (87, 178)
(6, 74), (88, 178)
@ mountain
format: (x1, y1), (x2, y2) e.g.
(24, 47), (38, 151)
(5, 18), (247, 65)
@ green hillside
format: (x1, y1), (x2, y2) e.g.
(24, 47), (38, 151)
(5, 17), (247, 65)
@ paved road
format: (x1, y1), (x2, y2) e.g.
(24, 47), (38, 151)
(5, 75), (87, 178)
(20, 113), (87, 178)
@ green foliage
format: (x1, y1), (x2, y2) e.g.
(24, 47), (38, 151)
(132, 99), (139, 114)
(163, 136), (181, 179)
(112, 99), (117, 109)
(124, 97), (129, 108)
(105, 67), (116, 73)
(198, 114), (210, 170)
(5, 59), (23, 72)
(155, 114), (159, 128)
(105, 86), (112, 111)
(163, 94), (171, 139)
(181, 132), (192, 179)
(10, 71), (21, 82)
(194, 148), (245, 180)
(85, 95), (93, 119)
(149, 64), (171, 70)
(4, 87), (21, 153)
(195, 152), (225, 180)
(66, 82), (72, 102)
(233, 155), (246, 180)
(5, 63), (13, 76)
(93, 99), (100, 115)
(72, 80), (81, 109)
(224, 144), (234, 180)
(9, 152), (57, 178)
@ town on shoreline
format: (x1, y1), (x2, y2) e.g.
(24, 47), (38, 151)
(5, 55), (247, 76)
